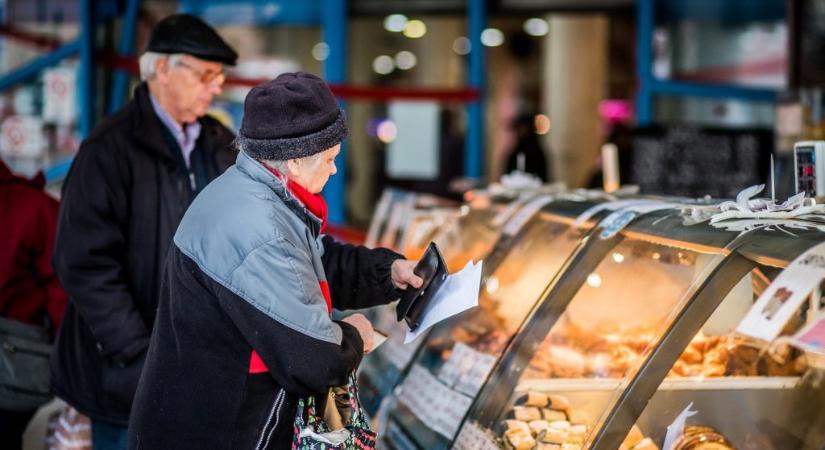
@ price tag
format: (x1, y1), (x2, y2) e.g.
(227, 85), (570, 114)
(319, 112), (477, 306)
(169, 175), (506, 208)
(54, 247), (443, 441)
(382, 337), (420, 370)
(455, 422), (500, 450)
(399, 364), (475, 440)
(737, 242), (825, 342)
(454, 351), (497, 396)
(792, 310), (825, 354)
(572, 199), (659, 228)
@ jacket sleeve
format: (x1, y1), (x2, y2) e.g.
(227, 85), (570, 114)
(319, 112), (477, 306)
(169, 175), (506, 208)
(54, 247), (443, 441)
(35, 193), (67, 336)
(215, 285), (363, 396)
(52, 140), (149, 363)
(320, 235), (404, 311)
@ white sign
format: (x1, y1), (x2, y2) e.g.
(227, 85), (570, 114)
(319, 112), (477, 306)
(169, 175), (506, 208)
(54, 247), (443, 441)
(43, 67), (77, 125)
(0, 115), (45, 158)
(437, 342), (497, 396)
(454, 422), (501, 450)
(737, 242), (825, 342)
(398, 364), (474, 439)
(386, 101), (440, 179)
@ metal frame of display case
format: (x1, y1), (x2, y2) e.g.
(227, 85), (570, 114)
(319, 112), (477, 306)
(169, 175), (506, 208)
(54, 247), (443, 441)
(381, 197), (618, 450)
(455, 206), (825, 450)
(590, 228), (825, 449)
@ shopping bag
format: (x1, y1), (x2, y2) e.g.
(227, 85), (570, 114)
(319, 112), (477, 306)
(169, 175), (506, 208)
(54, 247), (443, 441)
(45, 406), (92, 450)
(292, 374), (376, 450)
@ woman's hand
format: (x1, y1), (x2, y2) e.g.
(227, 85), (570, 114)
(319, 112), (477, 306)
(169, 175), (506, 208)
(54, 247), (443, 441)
(391, 259), (424, 290)
(342, 313), (374, 353)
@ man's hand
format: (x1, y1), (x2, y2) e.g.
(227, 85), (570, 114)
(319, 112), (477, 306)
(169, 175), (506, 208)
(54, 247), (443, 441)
(391, 259), (424, 290)
(342, 313), (374, 353)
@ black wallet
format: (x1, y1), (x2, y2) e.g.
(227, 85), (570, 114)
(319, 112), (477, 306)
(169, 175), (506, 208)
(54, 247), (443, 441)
(396, 242), (449, 331)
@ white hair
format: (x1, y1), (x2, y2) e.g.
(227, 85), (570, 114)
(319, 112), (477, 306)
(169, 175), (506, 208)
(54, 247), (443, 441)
(263, 152), (326, 175)
(138, 52), (186, 81)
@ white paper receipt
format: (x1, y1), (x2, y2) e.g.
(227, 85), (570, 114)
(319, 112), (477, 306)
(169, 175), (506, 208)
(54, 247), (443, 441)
(404, 260), (483, 344)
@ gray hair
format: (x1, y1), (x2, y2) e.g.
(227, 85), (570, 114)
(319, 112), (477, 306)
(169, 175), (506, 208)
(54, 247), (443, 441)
(138, 52), (186, 81)
(234, 139), (325, 175)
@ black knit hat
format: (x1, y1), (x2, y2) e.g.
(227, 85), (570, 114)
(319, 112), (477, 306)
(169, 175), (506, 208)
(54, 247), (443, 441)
(236, 72), (348, 161)
(146, 14), (237, 66)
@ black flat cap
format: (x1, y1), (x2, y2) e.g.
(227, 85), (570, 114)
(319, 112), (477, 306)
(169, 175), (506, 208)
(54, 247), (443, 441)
(146, 14), (237, 66)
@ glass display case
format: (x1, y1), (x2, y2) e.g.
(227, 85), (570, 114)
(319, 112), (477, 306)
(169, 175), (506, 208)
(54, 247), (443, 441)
(378, 198), (613, 450)
(452, 209), (825, 450)
(358, 192), (584, 420)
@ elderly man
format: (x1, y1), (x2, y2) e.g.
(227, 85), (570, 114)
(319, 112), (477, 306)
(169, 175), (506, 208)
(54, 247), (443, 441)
(51, 14), (237, 449)
(128, 72), (422, 450)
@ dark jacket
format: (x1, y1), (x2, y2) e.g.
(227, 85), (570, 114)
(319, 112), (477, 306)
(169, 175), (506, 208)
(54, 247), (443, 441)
(51, 83), (235, 425)
(0, 161), (67, 333)
(128, 150), (403, 450)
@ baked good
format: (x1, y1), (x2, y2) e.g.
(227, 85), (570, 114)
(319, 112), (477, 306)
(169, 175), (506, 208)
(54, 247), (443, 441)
(538, 428), (568, 445)
(504, 420), (530, 434)
(619, 424), (645, 450)
(513, 406), (542, 422)
(548, 394), (571, 411)
(528, 420), (551, 436)
(631, 437), (660, 450)
(542, 408), (567, 422)
(566, 409), (590, 426)
(505, 428), (536, 450)
(525, 391), (549, 407)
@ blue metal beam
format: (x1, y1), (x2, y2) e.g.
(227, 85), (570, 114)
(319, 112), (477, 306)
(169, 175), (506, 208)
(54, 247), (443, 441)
(108, 0), (140, 113)
(322, 0), (347, 225)
(0, 40), (80, 92)
(636, 0), (655, 125)
(465, 0), (485, 179)
(79, 0), (96, 138)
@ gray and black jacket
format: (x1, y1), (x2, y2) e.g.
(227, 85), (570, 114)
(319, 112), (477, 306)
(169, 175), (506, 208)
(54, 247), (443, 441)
(127, 150), (403, 450)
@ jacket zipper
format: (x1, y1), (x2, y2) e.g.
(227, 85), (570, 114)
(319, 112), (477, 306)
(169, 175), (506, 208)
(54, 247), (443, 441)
(254, 388), (285, 450)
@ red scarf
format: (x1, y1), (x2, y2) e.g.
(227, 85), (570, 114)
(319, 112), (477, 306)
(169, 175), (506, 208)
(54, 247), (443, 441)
(263, 165), (328, 233)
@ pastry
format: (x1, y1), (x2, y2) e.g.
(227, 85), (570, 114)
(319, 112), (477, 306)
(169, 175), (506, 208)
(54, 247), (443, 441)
(566, 409), (590, 426)
(560, 444), (582, 450)
(619, 424), (644, 450)
(549, 420), (572, 432)
(504, 420), (530, 434)
(548, 394), (571, 411)
(539, 428), (568, 445)
(528, 420), (551, 436)
(542, 408), (567, 422)
(569, 424), (587, 437)
(505, 428), (535, 450)
(525, 391), (549, 407)
(513, 406), (542, 422)
(535, 443), (562, 450)
(631, 437), (660, 450)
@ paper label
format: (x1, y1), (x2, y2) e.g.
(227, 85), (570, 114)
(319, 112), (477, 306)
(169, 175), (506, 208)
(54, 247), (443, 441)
(437, 342), (498, 396)
(492, 193), (534, 227)
(737, 242), (825, 342)
(598, 201), (676, 239)
(382, 336), (421, 370)
(502, 194), (555, 236)
(792, 310), (825, 354)
(572, 199), (661, 228)
(454, 422), (501, 450)
(398, 364), (474, 439)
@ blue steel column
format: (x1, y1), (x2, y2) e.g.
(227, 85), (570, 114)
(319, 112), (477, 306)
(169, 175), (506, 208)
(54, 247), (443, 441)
(79, 0), (96, 137)
(322, 0), (347, 225)
(465, 0), (485, 179)
(636, 0), (654, 125)
(108, 0), (140, 113)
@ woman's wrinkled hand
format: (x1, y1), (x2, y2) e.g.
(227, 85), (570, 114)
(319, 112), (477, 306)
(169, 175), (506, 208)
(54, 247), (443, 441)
(391, 259), (424, 290)
(342, 313), (374, 353)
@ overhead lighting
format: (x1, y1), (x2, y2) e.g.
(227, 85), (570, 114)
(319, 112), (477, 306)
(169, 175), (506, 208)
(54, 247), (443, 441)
(452, 36), (471, 55)
(612, 252), (625, 263)
(395, 51), (417, 70)
(485, 276), (499, 295)
(372, 55), (395, 75)
(480, 28), (504, 47)
(523, 17), (549, 37)
(384, 14), (408, 33)
(376, 119), (397, 143)
(534, 114), (550, 135)
(403, 20), (427, 39)
(586, 273), (602, 288)
(311, 42), (329, 61)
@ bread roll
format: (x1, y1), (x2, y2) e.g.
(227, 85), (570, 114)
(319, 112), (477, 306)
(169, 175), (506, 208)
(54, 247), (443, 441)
(542, 408), (567, 422)
(528, 420), (551, 436)
(525, 391), (549, 407)
(619, 424), (644, 450)
(513, 406), (542, 422)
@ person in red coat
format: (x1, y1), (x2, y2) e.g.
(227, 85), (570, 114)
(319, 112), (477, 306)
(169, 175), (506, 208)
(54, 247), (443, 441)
(0, 159), (68, 450)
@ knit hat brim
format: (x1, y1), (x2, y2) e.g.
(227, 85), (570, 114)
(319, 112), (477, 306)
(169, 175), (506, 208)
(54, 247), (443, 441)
(235, 109), (348, 161)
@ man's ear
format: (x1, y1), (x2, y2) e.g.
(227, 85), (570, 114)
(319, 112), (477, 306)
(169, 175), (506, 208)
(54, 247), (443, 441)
(155, 57), (170, 83)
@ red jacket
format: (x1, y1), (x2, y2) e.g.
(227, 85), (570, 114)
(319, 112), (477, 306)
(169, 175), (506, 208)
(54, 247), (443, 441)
(0, 160), (67, 334)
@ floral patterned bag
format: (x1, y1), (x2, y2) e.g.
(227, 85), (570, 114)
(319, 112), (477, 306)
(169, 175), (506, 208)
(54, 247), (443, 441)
(291, 374), (376, 450)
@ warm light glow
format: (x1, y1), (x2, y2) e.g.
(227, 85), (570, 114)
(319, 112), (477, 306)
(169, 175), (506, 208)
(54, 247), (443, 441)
(384, 14), (408, 33)
(311, 42), (329, 61)
(453, 36), (471, 55)
(534, 114), (551, 135)
(372, 55), (395, 75)
(460, 205), (471, 216)
(395, 51), (417, 70)
(376, 120), (397, 143)
(485, 276), (499, 294)
(612, 252), (625, 263)
(523, 18), (549, 37)
(403, 20), (427, 38)
(652, 252), (661, 260)
(481, 28), (504, 47)
(586, 273), (602, 288)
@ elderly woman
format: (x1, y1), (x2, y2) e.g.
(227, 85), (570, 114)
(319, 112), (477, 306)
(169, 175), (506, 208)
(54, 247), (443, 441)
(127, 72), (422, 450)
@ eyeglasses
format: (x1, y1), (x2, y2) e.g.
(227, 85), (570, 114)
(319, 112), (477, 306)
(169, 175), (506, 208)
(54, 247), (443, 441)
(176, 60), (226, 85)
